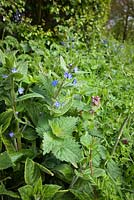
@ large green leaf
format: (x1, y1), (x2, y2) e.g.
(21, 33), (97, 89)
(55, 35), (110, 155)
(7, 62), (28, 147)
(106, 159), (121, 180)
(18, 185), (33, 200)
(0, 151), (14, 170)
(0, 183), (20, 198)
(42, 132), (82, 167)
(16, 92), (45, 101)
(24, 158), (41, 185)
(0, 109), (13, 133)
(42, 184), (62, 200)
(49, 116), (78, 138)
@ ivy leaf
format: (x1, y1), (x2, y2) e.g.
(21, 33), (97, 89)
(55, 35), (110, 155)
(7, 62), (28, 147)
(42, 132), (82, 167)
(49, 116), (78, 138)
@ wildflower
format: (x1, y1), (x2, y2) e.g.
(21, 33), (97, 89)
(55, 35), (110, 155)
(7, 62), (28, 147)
(73, 67), (78, 73)
(52, 80), (58, 87)
(92, 96), (100, 106)
(9, 132), (14, 138)
(2, 74), (8, 78)
(18, 87), (24, 95)
(64, 72), (72, 79)
(72, 79), (77, 85)
(11, 68), (17, 73)
(54, 101), (60, 108)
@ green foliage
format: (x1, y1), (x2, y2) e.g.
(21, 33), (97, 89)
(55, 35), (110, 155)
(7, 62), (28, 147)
(0, 27), (134, 200)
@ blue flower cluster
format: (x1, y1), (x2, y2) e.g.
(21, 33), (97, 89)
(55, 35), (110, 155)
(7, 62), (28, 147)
(64, 72), (72, 79)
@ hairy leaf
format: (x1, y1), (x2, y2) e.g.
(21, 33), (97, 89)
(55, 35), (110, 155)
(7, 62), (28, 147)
(42, 184), (61, 200)
(18, 185), (33, 200)
(0, 109), (13, 133)
(49, 116), (78, 138)
(0, 183), (20, 198)
(42, 132), (82, 167)
(0, 151), (14, 170)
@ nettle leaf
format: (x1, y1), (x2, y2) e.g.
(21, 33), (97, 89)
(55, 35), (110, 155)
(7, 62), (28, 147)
(42, 184), (62, 200)
(80, 132), (92, 149)
(0, 109), (13, 133)
(49, 116), (78, 138)
(0, 151), (14, 170)
(24, 158), (41, 185)
(42, 132), (82, 167)
(18, 185), (33, 200)
(106, 159), (122, 180)
(0, 183), (20, 198)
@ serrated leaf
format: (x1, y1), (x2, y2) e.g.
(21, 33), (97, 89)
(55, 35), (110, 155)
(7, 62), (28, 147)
(33, 177), (42, 199)
(0, 183), (20, 198)
(49, 116), (78, 138)
(9, 152), (23, 163)
(0, 151), (14, 170)
(24, 158), (41, 185)
(60, 56), (68, 71)
(18, 185), (33, 200)
(106, 159), (121, 180)
(42, 184), (61, 200)
(42, 132), (82, 167)
(16, 92), (45, 101)
(80, 132), (92, 149)
(0, 109), (13, 133)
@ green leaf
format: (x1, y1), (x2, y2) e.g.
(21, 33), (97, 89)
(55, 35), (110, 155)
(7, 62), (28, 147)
(0, 49), (5, 64)
(42, 132), (82, 167)
(106, 159), (121, 180)
(42, 184), (61, 200)
(9, 152), (23, 163)
(24, 158), (41, 185)
(18, 185), (33, 200)
(0, 151), (14, 170)
(54, 163), (74, 183)
(80, 132), (92, 149)
(0, 109), (13, 133)
(33, 177), (42, 199)
(47, 99), (73, 117)
(49, 116), (78, 138)
(0, 183), (20, 198)
(35, 162), (54, 176)
(16, 92), (45, 101)
(60, 56), (68, 71)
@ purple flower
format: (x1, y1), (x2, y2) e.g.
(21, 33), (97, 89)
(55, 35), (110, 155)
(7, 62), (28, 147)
(72, 79), (77, 85)
(54, 101), (60, 108)
(11, 68), (17, 73)
(18, 87), (24, 95)
(64, 72), (72, 79)
(92, 96), (100, 106)
(52, 80), (58, 87)
(9, 132), (14, 138)
(2, 74), (8, 78)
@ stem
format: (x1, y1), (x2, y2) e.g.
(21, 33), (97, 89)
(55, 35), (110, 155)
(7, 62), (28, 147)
(53, 78), (65, 99)
(111, 114), (130, 156)
(89, 147), (93, 176)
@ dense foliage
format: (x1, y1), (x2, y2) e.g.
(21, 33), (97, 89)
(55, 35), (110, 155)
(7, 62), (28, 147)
(0, 32), (134, 199)
(0, 0), (134, 200)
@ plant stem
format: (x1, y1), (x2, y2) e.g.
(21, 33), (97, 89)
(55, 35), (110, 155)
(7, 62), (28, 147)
(111, 113), (130, 156)
(53, 78), (65, 99)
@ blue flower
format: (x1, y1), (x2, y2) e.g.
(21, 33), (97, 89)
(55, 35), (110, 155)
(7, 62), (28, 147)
(52, 80), (58, 87)
(64, 72), (72, 79)
(11, 68), (17, 73)
(9, 132), (14, 138)
(54, 101), (60, 108)
(18, 87), (24, 95)
(73, 67), (78, 73)
(72, 79), (77, 85)
(2, 74), (8, 78)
